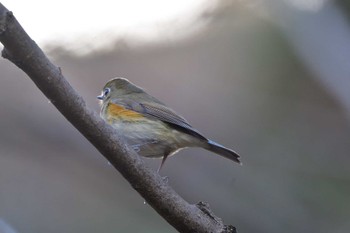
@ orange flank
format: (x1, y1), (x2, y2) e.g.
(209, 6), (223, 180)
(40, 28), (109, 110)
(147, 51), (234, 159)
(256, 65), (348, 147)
(107, 103), (143, 120)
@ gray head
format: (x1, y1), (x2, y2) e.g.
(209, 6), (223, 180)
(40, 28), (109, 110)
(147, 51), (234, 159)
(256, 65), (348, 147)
(97, 77), (144, 102)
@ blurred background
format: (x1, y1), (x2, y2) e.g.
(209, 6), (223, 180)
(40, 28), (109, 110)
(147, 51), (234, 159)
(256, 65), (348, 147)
(1, 0), (350, 232)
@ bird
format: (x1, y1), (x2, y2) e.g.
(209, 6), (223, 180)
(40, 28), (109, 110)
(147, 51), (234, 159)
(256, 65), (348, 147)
(98, 77), (240, 172)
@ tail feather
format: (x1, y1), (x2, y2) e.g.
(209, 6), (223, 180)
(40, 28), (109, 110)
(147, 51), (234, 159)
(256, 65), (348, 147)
(205, 140), (241, 164)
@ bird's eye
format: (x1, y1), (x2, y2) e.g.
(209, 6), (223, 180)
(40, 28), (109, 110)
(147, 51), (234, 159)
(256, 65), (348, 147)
(97, 88), (111, 100)
(103, 88), (110, 96)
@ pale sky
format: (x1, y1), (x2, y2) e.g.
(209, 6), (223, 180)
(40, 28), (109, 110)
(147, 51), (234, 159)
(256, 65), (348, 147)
(2, 0), (214, 53)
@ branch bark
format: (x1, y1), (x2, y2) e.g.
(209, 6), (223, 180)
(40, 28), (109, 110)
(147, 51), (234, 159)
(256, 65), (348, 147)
(0, 3), (236, 233)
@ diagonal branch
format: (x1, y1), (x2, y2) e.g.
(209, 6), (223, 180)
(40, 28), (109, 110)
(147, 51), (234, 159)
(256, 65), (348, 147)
(0, 3), (236, 233)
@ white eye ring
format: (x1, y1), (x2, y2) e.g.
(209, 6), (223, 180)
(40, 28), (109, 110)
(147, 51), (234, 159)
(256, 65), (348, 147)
(103, 88), (110, 96)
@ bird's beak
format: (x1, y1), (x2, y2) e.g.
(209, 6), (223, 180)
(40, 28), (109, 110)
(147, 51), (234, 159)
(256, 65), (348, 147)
(97, 94), (104, 100)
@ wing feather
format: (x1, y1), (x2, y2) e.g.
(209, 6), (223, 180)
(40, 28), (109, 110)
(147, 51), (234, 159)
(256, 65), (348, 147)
(111, 99), (207, 141)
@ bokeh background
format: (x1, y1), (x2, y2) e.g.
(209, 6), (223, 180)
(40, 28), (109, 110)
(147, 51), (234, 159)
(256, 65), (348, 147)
(1, 0), (350, 232)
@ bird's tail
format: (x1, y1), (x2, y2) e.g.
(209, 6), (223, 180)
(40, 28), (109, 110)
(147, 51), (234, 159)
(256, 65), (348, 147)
(205, 140), (241, 165)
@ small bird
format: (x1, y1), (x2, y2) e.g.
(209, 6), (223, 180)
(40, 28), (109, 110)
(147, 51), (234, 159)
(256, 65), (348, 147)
(98, 78), (240, 172)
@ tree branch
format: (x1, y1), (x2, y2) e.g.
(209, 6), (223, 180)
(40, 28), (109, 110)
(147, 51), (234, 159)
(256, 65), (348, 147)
(0, 3), (236, 233)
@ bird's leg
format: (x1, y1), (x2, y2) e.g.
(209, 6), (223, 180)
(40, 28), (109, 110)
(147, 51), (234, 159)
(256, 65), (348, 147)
(157, 154), (168, 173)
(157, 155), (169, 184)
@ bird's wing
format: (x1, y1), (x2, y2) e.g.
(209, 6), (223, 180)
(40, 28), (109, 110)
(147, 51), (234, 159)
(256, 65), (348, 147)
(111, 99), (207, 141)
